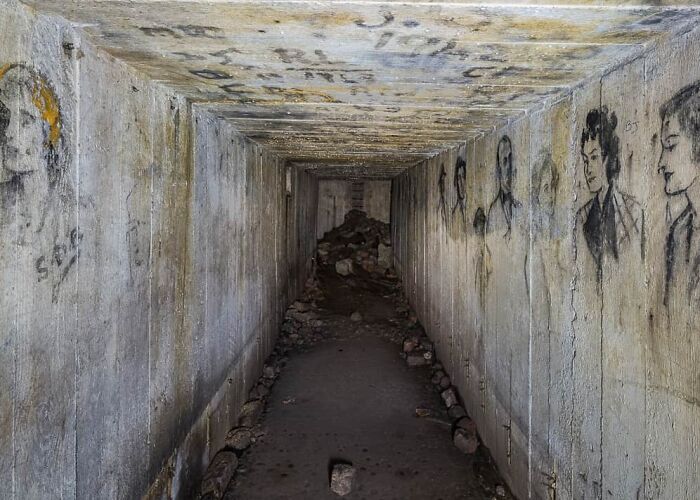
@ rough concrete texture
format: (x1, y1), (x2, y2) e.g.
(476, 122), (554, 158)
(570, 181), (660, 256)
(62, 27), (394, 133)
(317, 180), (390, 239)
(392, 21), (700, 500)
(0, 3), (317, 499)
(15, 0), (700, 176)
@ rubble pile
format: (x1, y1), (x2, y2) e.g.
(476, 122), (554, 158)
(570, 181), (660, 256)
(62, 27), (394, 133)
(317, 210), (394, 280)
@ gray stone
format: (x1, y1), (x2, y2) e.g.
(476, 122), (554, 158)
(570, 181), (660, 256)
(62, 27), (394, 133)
(377, 243), (392, 269)
(439, 375), (451, 390)
(350, 311), (363, 322)
(255, 384), (270, 398)
(224, 427), (253, 452)
(335, 258), (354, 276)
(291, 300), (310, 312)
(453, 428), (479, 454)
(403, 338), (418, 353)
(431, 370), (446, 385)
(238, 400), (264, 427)
(441, 387), (459, 408)
(455, 416), (477, 435)
(330, 463), (356, 496)
(448, 405), (467, 420)
(406, 353), (427, 367)
(199, 451), (238, 499)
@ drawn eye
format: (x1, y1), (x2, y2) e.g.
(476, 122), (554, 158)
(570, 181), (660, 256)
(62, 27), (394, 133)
(668, 144), (677, 152)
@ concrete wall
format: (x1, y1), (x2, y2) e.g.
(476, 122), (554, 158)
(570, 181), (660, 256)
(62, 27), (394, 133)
(392, 24), (700, 500)
(0, 3), (317, 499)
(317, 179), (390, 238)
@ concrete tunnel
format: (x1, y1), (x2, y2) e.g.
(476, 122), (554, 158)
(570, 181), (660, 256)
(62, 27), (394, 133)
(2, 0), (700, 498)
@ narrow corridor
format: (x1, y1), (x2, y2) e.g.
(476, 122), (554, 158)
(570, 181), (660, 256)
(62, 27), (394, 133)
(202, 212), (511, 499)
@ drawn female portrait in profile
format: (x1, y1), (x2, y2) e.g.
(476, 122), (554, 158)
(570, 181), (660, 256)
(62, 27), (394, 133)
(0, 63), (78, 303)
(575, 106), (644, 285)
(658, 81), (700, 305)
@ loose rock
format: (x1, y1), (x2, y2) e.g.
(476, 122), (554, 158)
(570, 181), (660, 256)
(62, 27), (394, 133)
(441, 387), (459, 408)
(406, 353), (427, 367)
(455, 416), (477, 435)
(224, 427), (253, 452)
(350, 311), (363, 322)
(198, 451), (238, 499)
(335, 258), (354, 276)
(439, 375), (451, 390)
(377, 243), (392, 269)
(238, 400), (264, 427)
(453, 428), (479, 454)
(330, 463), (356, 496)
(448, 405), (467, 420)
(403, 339), (418, 353)
(415, 407), (432, 418)
(431, 371), (444, 385)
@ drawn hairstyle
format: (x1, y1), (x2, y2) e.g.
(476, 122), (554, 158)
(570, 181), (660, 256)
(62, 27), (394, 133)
(454, 156), (466, 198)
(473, 207), (486, 237)
(0, 63), (63, 188)
(580, 106), (620, 183)
(532, 152), (559, 207)
(495, 135), (513, 187)
(0, 98), (9, 138)
(660, 82), (700, 163)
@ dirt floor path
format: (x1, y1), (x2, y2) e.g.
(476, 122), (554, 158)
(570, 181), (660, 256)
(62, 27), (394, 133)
(224, 280), (510, 498)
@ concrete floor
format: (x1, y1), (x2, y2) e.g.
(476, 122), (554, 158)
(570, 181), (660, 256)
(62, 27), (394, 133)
(225, 272), (508, 499)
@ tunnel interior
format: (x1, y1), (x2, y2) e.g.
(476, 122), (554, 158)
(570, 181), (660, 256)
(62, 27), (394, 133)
(2, 0), (700, 498)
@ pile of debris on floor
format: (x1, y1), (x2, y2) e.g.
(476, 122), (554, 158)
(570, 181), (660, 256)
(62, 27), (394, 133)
(317, 209), (394, 279)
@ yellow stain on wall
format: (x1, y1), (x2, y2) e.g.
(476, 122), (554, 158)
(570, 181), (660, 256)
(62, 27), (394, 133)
(31, 77), (61, 148)
(0, 64), (11, 80)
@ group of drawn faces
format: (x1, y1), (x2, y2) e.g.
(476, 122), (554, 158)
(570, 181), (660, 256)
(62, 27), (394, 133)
(575, 83), (700, 205)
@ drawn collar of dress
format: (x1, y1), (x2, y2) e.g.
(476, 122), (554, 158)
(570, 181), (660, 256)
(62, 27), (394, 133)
(680, 200), (700, 229)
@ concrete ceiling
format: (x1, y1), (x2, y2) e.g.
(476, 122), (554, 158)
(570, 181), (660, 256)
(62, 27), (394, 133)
(23, 0), (700, 177)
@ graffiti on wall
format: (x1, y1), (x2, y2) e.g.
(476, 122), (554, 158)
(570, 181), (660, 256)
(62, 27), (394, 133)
(658, 81), (700, 306)
(532, 150), (559, 235)
(486, 135), (519, 240)
(0, 63), (79, 303)
(575, 106), (644, 286)
(452, 156), (467, 224)
(435, 154), (468, 232)
(437, 162), (447, 226)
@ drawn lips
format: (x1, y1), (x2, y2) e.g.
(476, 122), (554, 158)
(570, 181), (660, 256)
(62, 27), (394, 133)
(664, 172), (673, 183)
